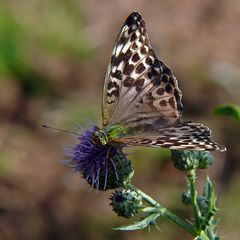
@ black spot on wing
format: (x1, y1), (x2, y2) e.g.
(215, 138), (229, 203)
(111, 70), (123, 80)
(140, 46), (147, 54)
(146, 57), (153, 65)
(161, 74), (168, 83)
(132, 43), (138, 50)
(133, 78), (145, 92)
(123, 63), (134, 75)
(125, 12), (142, 27)
(122, 49), (133, 62)
(123, 77), (134, 87)
(165, 84), (173, 94)
(156, 87), (164, 95)
(130, 33), (137, 42)
(132, 53), (140, 62)
(107, 81), (120, 97)
(135, 63), (146, 74)
(111, 55), (119, 66)
(159, 99), (167, 107)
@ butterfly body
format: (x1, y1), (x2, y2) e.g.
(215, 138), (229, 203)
(98, 12), (226, 152)
(94, 124), (131, 145)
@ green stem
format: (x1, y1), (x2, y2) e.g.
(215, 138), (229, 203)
(127, 184), (160, 207)
(163, 210), (196, 236)
(187, 169), (202, 231)
(127, 183), (197, 236)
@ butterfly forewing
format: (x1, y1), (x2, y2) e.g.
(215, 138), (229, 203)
(102, 12), (183, 128)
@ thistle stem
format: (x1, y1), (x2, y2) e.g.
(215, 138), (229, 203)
(187, 169), (202, 231)
(127, 184), (160, 207)
(127, 183), (197, 236)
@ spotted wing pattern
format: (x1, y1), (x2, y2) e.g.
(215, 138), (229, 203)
(102, 11), (183, 128)
(113, 122), (226, 152)
(102, 12), (226, 152)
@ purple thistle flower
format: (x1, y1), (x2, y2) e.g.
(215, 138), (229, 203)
(64, 125), (134, 191)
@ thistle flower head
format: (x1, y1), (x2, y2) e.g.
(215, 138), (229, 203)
(64, 125), (134, 190)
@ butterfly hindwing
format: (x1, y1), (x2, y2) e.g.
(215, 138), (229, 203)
(113, 122), (226, 152)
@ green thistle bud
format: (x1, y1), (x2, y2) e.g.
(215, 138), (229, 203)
(182, 191), (192, 206)
(171, 150), (214, 171)
(110, 189), (143, 218)
(171, 150), (198, 171)
(197, 151), (214, 169)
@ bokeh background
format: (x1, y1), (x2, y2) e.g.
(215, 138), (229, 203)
(0, 0), (239, 239)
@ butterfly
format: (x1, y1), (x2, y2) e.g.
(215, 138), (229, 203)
(93, 11), (226, 152)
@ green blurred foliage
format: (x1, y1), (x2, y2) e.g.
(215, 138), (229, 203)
(0, 1), (94, 98)
(0, 152), (9, 175)
(214, 104), (240, 121)
(0, 7), (51, 96)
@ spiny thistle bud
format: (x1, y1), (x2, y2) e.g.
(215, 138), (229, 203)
(182, 191), (192, 206)
(171, 150), (214, 171)
(110, 189), (143, 218)
(64, 126), (134, 191)
(197, 151), (214, 169)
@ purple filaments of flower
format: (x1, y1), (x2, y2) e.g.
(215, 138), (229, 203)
(64, 125), (119, 190)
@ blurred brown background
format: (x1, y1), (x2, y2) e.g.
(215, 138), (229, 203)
(0, 0), (239, 239)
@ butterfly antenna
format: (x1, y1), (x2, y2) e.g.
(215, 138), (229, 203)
(41, 124), (79, 136)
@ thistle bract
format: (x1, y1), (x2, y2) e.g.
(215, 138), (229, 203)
(110, 189), (143, 218)
(64, 126), (134, 190)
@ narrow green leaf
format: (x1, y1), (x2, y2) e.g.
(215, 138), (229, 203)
(205, 177), (218, 212)
(113, 213), (161, 231)
(203, 177), (212, 198)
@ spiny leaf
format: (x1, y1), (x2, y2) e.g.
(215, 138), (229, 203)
(113, 213), (161, 231)
(204, 177), (218, 212)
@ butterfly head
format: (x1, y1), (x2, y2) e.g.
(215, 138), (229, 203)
(94, 130), (108, 145)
